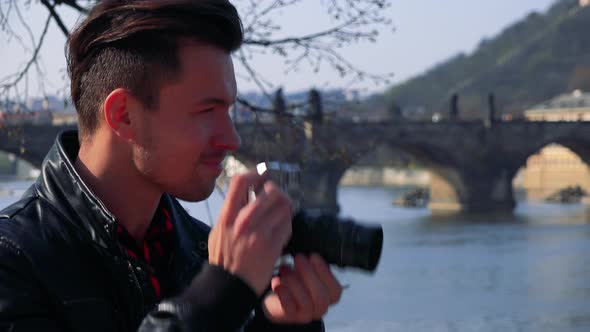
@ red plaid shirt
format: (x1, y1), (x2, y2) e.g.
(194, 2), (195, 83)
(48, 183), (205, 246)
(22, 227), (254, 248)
(116, 207), (175, 300)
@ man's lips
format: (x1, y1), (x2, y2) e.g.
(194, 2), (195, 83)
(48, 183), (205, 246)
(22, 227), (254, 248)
(200, 155), (226, 166)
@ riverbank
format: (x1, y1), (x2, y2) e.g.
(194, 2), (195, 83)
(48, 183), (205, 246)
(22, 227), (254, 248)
(339, 167), (430, 187)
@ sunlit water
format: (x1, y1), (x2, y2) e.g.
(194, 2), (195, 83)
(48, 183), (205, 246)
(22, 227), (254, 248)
(1, 181), (590, 332)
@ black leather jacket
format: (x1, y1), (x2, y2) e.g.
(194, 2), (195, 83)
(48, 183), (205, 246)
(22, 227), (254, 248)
(0, 131), (323, 332)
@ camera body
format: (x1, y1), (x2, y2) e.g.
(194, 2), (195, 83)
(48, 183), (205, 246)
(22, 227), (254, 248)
(257, 162), (383, 272)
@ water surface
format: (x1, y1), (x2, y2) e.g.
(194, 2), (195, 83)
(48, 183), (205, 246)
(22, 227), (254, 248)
(2, 182), (589, 331)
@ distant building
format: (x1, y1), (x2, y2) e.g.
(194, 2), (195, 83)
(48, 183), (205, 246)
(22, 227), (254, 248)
(524, 89), (590, 121)
(344, 89), (361, 102)
(520, 90), (590, 200)
(25, 96), (65, 113)
(51, 112), (78, 125)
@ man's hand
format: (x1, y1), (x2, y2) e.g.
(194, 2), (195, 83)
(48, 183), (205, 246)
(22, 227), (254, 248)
(261, 254), (343, 324)
(208, 170), (293, 296)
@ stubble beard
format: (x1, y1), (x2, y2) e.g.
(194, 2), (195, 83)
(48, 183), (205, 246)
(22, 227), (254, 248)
(172, 171), (217, 202)
(132, 143), (218, 202)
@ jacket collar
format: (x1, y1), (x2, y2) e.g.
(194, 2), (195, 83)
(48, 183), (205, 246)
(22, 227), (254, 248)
(35, 131), (210, 268)
(35, 130), (118, 251)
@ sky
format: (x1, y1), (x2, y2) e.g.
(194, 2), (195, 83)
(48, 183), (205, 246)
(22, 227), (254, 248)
(0, 0), (558, 99)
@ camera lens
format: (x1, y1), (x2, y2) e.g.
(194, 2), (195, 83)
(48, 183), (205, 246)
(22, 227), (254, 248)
(256, 161), (383, 272)
(286, 211), (383, 272)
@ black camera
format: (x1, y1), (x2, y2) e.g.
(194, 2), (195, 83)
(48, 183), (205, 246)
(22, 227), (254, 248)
(256, 162), (383, 272)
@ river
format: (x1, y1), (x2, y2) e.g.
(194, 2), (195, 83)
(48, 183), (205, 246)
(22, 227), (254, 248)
(1, 180), (590, 331)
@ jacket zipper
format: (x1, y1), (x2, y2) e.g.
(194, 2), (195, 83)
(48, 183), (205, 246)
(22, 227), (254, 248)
(127, 261), (145, 320)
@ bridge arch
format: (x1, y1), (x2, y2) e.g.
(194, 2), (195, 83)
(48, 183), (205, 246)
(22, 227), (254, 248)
(0, 151), (39, 180)
(339, 142), (469, 212)
(515, 138), (590, 202)
(0, 147), (42, 170)
(10, 121), (588, 215)
(0, 124), (78, 169)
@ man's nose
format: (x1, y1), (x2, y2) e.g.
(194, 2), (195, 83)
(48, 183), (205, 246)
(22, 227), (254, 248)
(213, 115), (241, 151)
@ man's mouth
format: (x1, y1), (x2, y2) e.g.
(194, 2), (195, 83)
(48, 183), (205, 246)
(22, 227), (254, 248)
(200, 154), (227, 171)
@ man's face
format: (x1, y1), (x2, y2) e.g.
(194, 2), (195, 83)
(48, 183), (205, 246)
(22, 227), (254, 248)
(130, 40), (241, 201)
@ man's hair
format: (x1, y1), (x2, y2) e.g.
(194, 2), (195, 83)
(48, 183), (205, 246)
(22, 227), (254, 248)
(67, 0), (243, 139)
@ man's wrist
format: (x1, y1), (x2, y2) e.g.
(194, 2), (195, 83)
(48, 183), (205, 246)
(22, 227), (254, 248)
(176, 263), (259, 331)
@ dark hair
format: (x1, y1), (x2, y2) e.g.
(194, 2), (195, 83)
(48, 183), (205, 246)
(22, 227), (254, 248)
(67, 0), (243, 139)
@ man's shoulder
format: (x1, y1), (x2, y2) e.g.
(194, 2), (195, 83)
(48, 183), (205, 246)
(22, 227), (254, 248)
(0, 191), (118, 323)
(0, 189), (72, 255)
(0, 190), (38, 219)
(0, 193), (53, 276)
(0, 191), (42, 235)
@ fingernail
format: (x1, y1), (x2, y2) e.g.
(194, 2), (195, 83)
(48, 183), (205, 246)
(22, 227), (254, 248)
(247, 185), (256, 203)
(279, 266), (290, 276)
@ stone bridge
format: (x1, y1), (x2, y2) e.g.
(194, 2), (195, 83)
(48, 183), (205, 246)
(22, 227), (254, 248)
(2, 120), (590, 214)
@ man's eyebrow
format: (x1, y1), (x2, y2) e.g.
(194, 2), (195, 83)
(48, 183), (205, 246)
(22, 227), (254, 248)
(195, 97), (236, 105)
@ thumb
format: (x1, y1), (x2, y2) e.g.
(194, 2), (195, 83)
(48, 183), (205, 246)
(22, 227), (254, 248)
(207, 224), (223, 263)
(217, 170), (265, 227)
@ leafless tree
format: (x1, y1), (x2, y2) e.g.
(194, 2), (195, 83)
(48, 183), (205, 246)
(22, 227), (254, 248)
(1, 0), (392, 106)
(1, 0), (393, 171)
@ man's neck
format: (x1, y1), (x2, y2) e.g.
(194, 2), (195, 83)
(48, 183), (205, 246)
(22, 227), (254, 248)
(74, 135), (161, 245)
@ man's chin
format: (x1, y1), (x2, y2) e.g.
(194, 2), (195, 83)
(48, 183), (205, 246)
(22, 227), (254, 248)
(173, 182), (216, 202)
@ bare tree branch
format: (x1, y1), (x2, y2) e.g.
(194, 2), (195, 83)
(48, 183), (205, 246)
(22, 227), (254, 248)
(55, 0), (90, 14)
(1, 1), (31, 54)
(238, 0), (392, 89)
(0, 0), (384, 168)
(40, 0), (70, 37)
(244, 18), (367, 46)
(1, 0), (393, 138)
(236, 48), (275, 103)
(1, 13), (52, 93)
(236, 96), (306, 115)
(14, 2), (36, 50)
(2, 0), (393, 98)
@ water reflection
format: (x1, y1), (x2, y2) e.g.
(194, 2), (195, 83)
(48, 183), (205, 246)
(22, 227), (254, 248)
(329, 186), (590, 332)
(1, 182), (590, 331)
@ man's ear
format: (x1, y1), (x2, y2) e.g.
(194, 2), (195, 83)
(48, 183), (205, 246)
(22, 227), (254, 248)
(103, 88), (134, 141)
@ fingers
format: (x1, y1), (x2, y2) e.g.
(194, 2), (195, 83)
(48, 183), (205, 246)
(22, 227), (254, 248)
(279, 266), (313, 314)
(293, 255), (331, 318)
(263, 258), (343, 324)
(208, 167), (297, 297)
(309, 253), (343, 304)
(234, 181), (293, 241)
(207, 226), (221, 263)
(272, 255), (342, 321)
(270, 275), (297, 315)
(255, 195), (293, 251)
(217, 170), (266, 227)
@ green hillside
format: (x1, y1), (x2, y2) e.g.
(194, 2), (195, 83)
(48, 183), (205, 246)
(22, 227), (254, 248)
(381, 0), (590, 120)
